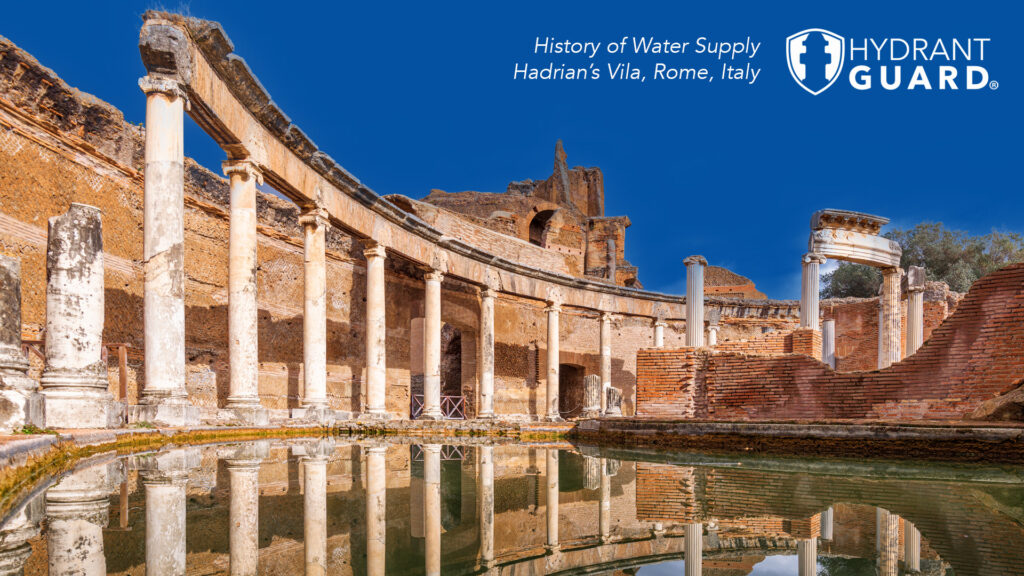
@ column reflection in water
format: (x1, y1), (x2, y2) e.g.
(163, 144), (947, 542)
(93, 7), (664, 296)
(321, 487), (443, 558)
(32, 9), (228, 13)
(478, 446), (495, 568)
(365, 445), (388, 576)
(46, 461), (120, 576)
(139, 449), (200, 576)
(546, 449), (559, 550)
(423, 444), (442, 576)
(599, 458), (611, 542)
(797, 538), (817, 576)
(904, 519), (921, 573)
(877, 509), (900, 576)
(298, 438), (333, 576)
(684, 522), (703, 576)
(0, 495), (41, 576)
(821, 506), (834, 541)
(225, 442), (269, 576)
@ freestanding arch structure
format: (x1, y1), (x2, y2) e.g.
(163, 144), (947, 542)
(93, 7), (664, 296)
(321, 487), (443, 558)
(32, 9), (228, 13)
(800, 209), (903, 367)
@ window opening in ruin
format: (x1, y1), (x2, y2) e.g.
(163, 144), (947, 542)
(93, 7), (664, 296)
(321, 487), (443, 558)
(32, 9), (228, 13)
(529, 210), (557, 247)
(558, 363), (585, 419)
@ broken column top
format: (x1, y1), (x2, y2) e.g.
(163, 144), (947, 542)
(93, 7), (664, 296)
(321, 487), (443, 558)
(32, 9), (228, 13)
(811, 209), (889, 235)
(0, 255), (22, 351)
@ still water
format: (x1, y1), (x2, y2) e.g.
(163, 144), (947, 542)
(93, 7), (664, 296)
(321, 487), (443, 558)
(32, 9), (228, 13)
(2, 438), (1022, 575)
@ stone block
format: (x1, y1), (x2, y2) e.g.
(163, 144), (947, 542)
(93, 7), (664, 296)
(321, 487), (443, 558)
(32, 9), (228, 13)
(127, 402), (199, 428)
(582, 374), (601, 418)
(605, 387), (623, 417)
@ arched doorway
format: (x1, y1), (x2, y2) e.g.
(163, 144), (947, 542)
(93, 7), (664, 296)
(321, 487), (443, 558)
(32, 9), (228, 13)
(529, 210), (557, 247)
(558, 364), (585, 419)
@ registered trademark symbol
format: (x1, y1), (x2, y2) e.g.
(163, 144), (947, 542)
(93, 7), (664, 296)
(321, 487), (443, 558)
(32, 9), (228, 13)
(990, 81), (999, 90)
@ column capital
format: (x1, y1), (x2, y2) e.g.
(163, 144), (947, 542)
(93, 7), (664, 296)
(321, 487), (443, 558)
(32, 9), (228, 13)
(298, 206), (329, 228)
(683, 255), (708, 267)
(222, 158), (264, 184)
(802, 252), (827, 265)
(881, 266), (904, 277)
(363, 243), (387, 260)
(654, 319), (668, 328)
(424, 270), (445, 283)
(480, 287), (497, 299)
(138, 75), (189, 107)
(600, 311), (614, 322)
(545, 301), (562, 313)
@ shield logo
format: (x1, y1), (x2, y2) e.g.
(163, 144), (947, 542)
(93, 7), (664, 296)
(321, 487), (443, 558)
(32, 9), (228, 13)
(787, 29), (845, 95)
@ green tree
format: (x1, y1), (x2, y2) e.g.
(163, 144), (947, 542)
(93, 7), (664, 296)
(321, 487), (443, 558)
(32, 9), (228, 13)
(821, 223), (1024, 298)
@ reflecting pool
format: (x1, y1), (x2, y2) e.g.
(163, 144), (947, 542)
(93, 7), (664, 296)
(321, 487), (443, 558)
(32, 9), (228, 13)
(2, 438), (1023, 575)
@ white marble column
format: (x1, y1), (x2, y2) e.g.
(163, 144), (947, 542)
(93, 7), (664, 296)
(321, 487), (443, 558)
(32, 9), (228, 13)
(797, 538), (817, 576)
(904, 519), (921, 573)
(46, 462), (118, 576)
(545, 449), (559, 550)
(684, 256), (707, 347)
(227, 446), (266, 576)
(0, 495), (41, 576)
(879, 268), (904, 369)
(822, 319), (836, 368)
(422, 271), (444, 420)
(478, 289), (496, 418)
(821, 506), (834, 541)
(599, 458), (611, 542)
(40, 204), (120, 429)
(906, 265), (926, 356)
(303, 451), (328, 576)
(423, 444), (442, 576)
(299, 208), (330, 419)
(363, 244), (387, 418)
(140, 449), (199, 576)
(365, 446), (387, 576)
(0, 256), (42, 431)
(135, 76), (196, 427)
(599, 312), (612, 414)
(545, 301), (561, 421)
(653, 320), (666, 348)
(706, 325), (719, 347)
(478, 446), (495, 568)
(799, 253), (826, 329)
(877, 510), (900, 576)
(223, 159), (267, 425)
(684, 522), (703, 576)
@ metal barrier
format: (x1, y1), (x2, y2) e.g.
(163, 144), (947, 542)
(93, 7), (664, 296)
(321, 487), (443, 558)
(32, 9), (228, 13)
(410, 394), (466, 420)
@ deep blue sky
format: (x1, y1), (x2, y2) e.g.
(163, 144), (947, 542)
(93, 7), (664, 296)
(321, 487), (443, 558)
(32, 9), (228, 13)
(6, 1), (1020, 298)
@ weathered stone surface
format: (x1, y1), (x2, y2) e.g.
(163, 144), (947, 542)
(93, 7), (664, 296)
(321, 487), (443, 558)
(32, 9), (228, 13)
(606, 386), (623, 417)
(582, 374), (601, 419)
(0, 256), (42, 431)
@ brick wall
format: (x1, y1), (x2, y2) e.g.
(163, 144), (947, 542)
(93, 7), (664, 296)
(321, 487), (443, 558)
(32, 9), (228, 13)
(637, 264), (1024, 421)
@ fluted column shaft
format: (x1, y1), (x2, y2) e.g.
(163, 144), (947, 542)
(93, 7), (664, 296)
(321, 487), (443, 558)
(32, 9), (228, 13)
(907, 289), (925, 355)
(545, 303), (561, 420)
(364, 245), (387, 417)
(422, 271), (444, 420)
(653, 321), (666, 348)
(684, 522), (703, 576)
(228, 460), (262, 576)
(798, 538), (817, 576)
(877, 510), (900, 576)
(600, 312), (612, 414)
(822, 319), (836, 368)
(478, 289), (496, 418)
(365, 446), (387, 576)
(303, 456), (328, 576)
(800, 253), (826, 329)
(140, 76), (187, 408)
(879, 268), (904, 369)
(224, 160), (262, 409)
(546, 449), (559, 549)
(478, 446), (495, 567)
(684, 256), (706, 347)
(821, 506), (834, 541)
(904, 519), (921, 572)
(423, 445), (442, 576)
(300, 209), (329, 409)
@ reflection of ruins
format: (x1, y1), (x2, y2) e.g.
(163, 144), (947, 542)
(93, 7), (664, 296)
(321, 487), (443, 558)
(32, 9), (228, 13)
(10, 441), (1022, 575)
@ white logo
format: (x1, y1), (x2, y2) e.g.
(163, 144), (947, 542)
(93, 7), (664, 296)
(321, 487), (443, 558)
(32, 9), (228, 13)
(787, 29), (845, 95)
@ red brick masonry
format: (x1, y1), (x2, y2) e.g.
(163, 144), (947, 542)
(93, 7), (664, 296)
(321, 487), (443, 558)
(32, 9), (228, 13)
(637, 263), (1024, 420)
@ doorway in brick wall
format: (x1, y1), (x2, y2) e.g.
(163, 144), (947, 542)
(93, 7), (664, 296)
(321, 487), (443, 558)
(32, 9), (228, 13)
(559, 363), (585, 419)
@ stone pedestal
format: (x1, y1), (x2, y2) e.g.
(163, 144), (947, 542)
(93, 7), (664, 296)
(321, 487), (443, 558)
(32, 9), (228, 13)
(545, 449), (559, 550)
(223, 160), (267, 426)
(478, 446), (495, 568)
(684, 256), (706, 347)
(879, 268), (904, 369)
(822, 319), (836, 368)
(477, 289), (496, 419)
(0, 256), (43, 431)
(653, 320), (666, 348)
(40, 204), (122, 429)
(363, 244), (388, 419)
(907, 265), (926, 355)
(599, 312), (612, 413)
(605, 387), (623, 417)
(800, 253), (826, 329)
(544, 302), (562, 422)
(139, 448), (199, 576)
(582, 375), (601, 419)
(421, 271), (444, 420)
(45, 461), (120, 576)
(423, 444), (442, 576)
(299, 208), (329, 418)
(365, 445), (387, 576)
(134, 76), (197, 428)
(684, 522), (703, 576)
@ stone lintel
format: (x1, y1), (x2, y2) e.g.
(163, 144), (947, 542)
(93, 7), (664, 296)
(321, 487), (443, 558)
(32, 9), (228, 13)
(810, 209), (890, 234)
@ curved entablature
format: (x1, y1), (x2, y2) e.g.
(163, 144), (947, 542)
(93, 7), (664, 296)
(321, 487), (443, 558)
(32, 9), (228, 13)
(808, 208), (901, 268)
(136, 12), (799, 321)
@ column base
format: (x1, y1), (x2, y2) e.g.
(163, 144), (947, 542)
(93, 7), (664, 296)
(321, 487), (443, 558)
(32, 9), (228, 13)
(543, 415), (564, 423)
(41, 388), (122, 429)
(290, 405), (337, 426)
(418, 412), (443, 421)
(128, 401), (198, 428)
(476, 412), (496, 420)
(357, 410), (389, 422)
(0, 388), (44, 431)
(225, 405), (269, 426)
(581, 409), (601, 419)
